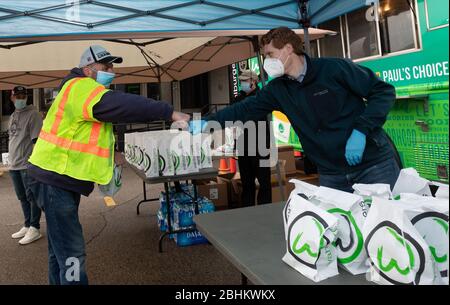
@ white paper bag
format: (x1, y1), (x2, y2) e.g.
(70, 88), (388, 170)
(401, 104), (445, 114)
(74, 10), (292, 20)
(392, 168), (432, 196)
(98, 164), (123, 197)
(142, 132), (159, 178)
(282, 194), (339, 282)
(353, 183), (392, 199)
(309, 187), (370, 275)
(395, 193), (449, 285)
(363, 197), (438, 285)
(431, 182), (449, 199)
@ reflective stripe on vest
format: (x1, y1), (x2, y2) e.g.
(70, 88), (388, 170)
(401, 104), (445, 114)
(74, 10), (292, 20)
(39, 77), (110, 158)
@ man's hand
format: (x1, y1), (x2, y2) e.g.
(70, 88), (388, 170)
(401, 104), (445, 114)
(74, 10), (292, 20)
(345, 129), (366, 166)
(172, 111), (190, 122)
(171, 111), (190, 130)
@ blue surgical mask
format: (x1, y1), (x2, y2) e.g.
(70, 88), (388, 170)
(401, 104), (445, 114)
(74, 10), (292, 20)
(96, 71), (115, 88)
(240, 82), (252, 93)
(14, 99), (27, 110)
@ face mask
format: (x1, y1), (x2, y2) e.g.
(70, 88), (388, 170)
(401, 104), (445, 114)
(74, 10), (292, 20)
(14, 99), (27, 110)
(263, 49), (290, 78)
(240, 82), (252, 93)
(96, 71), (115, 88)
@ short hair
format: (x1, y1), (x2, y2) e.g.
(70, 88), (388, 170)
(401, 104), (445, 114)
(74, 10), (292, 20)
(260, 27), (304, 55)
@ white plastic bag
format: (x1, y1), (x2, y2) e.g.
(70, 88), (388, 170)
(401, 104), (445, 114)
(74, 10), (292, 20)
(309, 187), (370, 275)
(431, 182), (449, 199)
(283, 179), (319, 240)
(353, 183), (392, 199)
(98, 164), (123, 197)
(395, 193), (449, 285)
(282, 194), (339, 282)
(392, 168), (432, 196)
(363, 197), (438, 285)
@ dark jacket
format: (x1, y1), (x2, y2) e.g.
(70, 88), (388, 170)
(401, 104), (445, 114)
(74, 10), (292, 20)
(28, 68), (174, 196)
(208, 54), (396, 175)
(231, 88), (270, 158)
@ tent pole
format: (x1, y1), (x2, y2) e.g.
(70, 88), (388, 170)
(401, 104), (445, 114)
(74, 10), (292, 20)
(252, 36), (286, 202)
(299, 0), (311, 55)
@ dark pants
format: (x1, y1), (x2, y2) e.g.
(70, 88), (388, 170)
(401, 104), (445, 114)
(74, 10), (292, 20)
(28, 179), (88, 285)
(238, 156), (272, 207)
(9, 169), (42, 229)
(319, 158), (400, 193)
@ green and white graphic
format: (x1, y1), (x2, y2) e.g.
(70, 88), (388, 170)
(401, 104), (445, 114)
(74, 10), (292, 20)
(328, 208), (364, 266)
(360, 2), (449, 182)
(282, 195), (339, 282)
(411, 212), (449, 283)
(291, 216), (327, 263)
(363, 197), (438, 285)
(365, 222), (425, 285)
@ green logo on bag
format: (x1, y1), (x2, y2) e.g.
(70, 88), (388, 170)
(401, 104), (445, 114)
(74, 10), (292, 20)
(411, 212), (449, 278)
(143, 153), (151, 172)
(365, 221), (425, 285)
(186, 155), (192, 167)
(201, 148), (206, 164)
(377, 228), (415, 275)
(159, 155), (166, 172)
(278, 123), (284, 133)
(327, 208), (364, 265)
(292, 219), (326, 258)
(172, 154), (180, 170)
(287, 211), (331, 269)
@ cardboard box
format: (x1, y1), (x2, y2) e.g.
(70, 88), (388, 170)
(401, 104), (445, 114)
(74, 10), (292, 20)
(218, 174), (241, 207)
(271, 182), (295, 203)
(277, 145), (296, 174)
(271, 159), (287, 184)
(197, 178), (229, 209)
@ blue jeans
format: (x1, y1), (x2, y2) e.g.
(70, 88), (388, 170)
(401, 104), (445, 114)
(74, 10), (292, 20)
(9, 170), (42, 229)
(28, 179), (88, 285)
(319, 158), (400, 193)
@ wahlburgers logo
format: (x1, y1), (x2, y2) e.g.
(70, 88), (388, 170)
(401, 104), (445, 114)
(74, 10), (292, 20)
(287, 211), (331, 269)
(114, 166), (122, 188)
(186, 155), (192, 167)
(143, 153), (151, 172)
(328, 208), (364, 265)
(365, 221), (426, 285)
(284, 198), (292, 224)
(411, 212), (448, 278)
(201, 148), (206, 164)
(159, 155), (166, 172)
(137, 148), (144, 166)
(278, 123), (285, 133)
(172, 154), (181, 170)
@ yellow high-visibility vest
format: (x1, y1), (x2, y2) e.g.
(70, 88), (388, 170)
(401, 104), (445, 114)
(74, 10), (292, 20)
(29, 77), (114, 185)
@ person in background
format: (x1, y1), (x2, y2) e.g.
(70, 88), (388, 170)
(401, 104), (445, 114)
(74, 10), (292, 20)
(232, 70), (271, 207)
(28, 45), (190, 285)
(8, 86), (43, 245)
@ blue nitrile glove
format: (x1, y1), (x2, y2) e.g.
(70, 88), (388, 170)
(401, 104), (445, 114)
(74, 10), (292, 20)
(188, 120), (207, 135)
(345, 129), (366, 166)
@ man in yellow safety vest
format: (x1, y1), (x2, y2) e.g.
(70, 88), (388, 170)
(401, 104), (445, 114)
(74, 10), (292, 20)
(28, 45), (190, 285)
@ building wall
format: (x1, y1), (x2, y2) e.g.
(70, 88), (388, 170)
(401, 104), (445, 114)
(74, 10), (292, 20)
(208, 66), (230, 107)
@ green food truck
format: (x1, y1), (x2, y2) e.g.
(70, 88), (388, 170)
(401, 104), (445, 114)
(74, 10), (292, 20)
(231, 0), (448, 183)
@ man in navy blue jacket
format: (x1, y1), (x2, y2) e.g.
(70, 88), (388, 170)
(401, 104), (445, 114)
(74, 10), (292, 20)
(28, 45), (189, 285)
(207, 27), (400, 193)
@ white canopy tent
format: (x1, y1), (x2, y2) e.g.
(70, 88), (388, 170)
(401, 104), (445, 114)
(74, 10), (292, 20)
(0, 28), (334, 90)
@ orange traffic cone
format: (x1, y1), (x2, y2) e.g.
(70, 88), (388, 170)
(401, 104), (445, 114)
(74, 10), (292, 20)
(229, 158), (237, 173)
(218, 158), (229, 171)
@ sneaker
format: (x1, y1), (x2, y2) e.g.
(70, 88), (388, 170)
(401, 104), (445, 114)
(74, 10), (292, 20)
(18, 226), (42, 245)
(11, 227), (29, 239)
